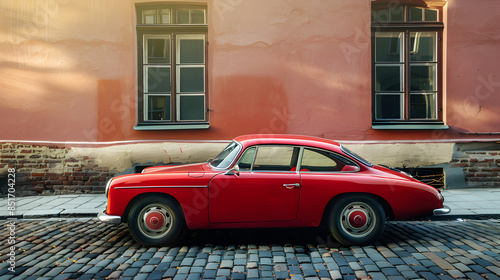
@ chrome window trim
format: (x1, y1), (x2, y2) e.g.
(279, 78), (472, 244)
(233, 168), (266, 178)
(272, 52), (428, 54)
(243, 145), (302, 173)
(208, 140), (243, 171)
(340, 144), (374, 167)
(115, 185), (208, 189)
(295, 146), (305, 172)
(298, 146), (361, 173)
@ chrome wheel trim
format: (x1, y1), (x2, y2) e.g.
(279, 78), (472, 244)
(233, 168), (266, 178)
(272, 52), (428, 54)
(138, 203), (173, 239)
(339, 201), (376, 238)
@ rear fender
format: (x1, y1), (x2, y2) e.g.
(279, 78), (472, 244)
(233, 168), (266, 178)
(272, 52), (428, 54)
(320, 192), (395, 226)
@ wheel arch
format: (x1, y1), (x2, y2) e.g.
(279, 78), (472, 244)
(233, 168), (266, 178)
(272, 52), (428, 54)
(122, 192), (185, 224)
(320, 192), (395, 226)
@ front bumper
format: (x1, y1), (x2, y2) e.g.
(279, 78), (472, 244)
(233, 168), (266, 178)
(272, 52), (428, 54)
(97, 210), (122, 225)
(433, 205), (451, 215)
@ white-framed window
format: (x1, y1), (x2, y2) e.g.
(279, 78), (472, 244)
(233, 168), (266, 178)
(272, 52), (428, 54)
(136, 4), (208, 128)
(372, 2), (444, 125)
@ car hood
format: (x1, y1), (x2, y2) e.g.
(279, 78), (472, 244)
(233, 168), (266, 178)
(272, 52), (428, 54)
(142, 163), (206, 173)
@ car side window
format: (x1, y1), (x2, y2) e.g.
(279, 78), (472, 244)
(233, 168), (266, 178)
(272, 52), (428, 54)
(238, 147), (256, 171)
(300, 148), (359, 172)
(252, 145), (297, 172)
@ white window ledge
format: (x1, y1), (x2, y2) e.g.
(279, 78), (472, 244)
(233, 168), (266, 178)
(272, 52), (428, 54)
(372, 124), (449, 130)
(134, 123), (210, 130)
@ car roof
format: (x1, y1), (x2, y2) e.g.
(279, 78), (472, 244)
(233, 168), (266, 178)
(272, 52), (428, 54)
(233, 134), (341, 151)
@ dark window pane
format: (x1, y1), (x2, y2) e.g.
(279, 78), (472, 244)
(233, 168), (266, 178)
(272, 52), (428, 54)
(410, 65), (436, 91)
(372, 9), (388, 22)
(179, 95), (205, 121)
(375, 65), (402, 91)
(191, 10), (205, 24)
(389, 6), (404, 22)
(410, 94), (437, 119)
(425, 9), (438, 21)
(147, 67), (171, 93)
(177, 10), (189, 24)
(179, 39), (204, 64)
(376, 94), (401, 119)
(179, 67), (204, 92)
(410, 32), (436, 62)
(410, 7), (423, 21)
(375, 32), (403, 62)
(147, 95), (171, 121)
(147, 38), (170, 64)
(238, 147), (256, 171)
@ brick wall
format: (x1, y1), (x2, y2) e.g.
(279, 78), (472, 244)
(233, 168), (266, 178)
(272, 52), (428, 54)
(451, 150), (500, 188)
(1, 143), (116, 196)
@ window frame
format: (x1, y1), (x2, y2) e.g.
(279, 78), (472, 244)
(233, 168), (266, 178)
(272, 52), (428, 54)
(371, 2), (445, 127)
(235, 145), (360, 173)
(135, 3), (209, 130)
(238, 145), (301, 173)
(299, 147), (360, 173)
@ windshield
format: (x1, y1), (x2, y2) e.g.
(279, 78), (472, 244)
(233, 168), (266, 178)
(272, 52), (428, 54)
(209, 141), (242, 169)
(341, 145), (373, 167)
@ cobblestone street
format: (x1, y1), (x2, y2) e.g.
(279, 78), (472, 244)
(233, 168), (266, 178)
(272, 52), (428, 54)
(1, 218), (500, 280)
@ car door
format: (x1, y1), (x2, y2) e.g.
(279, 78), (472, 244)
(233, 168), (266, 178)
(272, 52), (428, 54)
(298, 147), (361, 204)
(209, 145), (301, 223)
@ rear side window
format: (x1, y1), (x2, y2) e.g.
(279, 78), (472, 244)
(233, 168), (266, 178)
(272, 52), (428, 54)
(300, 148), (359, 172)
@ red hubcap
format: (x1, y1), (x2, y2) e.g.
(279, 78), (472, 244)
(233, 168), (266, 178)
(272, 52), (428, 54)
(145, 211), (165, 230)
(348, 210), (367, 228)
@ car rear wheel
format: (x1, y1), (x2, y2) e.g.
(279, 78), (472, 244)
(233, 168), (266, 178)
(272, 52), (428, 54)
(128, 196), (185, 246)
(328, 195), (386, 246)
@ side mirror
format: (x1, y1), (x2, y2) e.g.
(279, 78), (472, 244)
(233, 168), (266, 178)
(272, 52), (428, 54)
(224, 165), (240, 176)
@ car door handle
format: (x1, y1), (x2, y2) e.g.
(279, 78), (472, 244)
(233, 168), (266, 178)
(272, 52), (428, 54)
(283, 183), (300, 189)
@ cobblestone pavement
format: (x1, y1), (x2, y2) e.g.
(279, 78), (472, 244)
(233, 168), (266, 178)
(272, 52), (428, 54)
(1, 218), (500, 280)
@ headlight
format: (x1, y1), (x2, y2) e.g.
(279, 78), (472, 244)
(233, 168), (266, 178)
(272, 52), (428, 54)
(105, 178), (113, 198)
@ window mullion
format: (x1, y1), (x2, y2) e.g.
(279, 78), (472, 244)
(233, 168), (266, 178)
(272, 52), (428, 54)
(404, 30), (410, 121)
(171, 33), (177, 123)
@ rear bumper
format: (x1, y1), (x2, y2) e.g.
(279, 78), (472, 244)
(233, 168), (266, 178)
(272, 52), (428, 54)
(97, 210), (122, 225)
(433, 205), (451, 216)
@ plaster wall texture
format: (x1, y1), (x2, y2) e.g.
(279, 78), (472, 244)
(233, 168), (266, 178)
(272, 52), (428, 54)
(2, 1), (499, 143)
(2, 1), (500, 194)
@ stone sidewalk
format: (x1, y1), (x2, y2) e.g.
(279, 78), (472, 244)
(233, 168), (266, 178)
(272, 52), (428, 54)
(1, 189), (500, 219)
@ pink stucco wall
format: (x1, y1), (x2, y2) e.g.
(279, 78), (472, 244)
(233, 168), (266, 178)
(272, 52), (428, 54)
(445, 0), (500, 134)
(1, 0), (499, 143)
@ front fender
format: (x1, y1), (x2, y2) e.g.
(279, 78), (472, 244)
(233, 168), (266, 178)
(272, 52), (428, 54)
(105, 172), (215, 229)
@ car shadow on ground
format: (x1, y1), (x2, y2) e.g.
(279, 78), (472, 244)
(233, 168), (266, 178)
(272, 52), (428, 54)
(179, 227), (342, 247)
(115, 220), (466, 248)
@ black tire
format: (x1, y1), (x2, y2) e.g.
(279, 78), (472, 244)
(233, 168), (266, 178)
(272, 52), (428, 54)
(328, 195), (386, 246)
(128, 195), (185, 246)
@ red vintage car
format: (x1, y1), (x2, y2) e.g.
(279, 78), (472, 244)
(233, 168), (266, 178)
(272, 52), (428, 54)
(98, 134), (450, 246)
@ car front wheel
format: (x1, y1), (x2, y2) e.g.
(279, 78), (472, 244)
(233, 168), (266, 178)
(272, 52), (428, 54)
(128, 196), (185, 246)
(328, 195), (386, 246)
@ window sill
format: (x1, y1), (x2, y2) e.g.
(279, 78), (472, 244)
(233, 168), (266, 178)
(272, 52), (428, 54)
(372, 123), (449, 130)
(134, 123), (210, 131)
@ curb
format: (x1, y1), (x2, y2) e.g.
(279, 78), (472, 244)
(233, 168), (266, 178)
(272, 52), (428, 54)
(2, 213), (500, 221)
(0, 212), (99, 220)
(427, 214), (500, 221)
